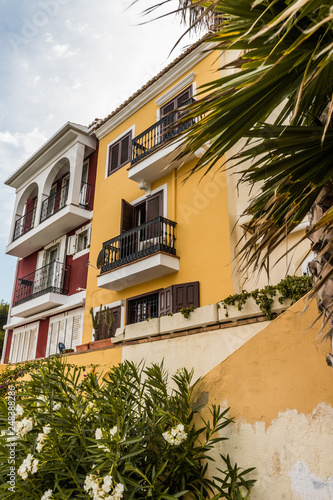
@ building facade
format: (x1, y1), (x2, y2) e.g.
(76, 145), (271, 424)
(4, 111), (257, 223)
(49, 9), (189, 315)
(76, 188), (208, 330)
(2, 122), (97, 363)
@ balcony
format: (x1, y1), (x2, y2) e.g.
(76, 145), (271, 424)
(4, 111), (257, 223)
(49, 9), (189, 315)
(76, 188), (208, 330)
(6, 182), (92, 259)
(129, 106), (203, 187)
(13, 207), (36, 241)
(11, 261), (71, 318)
(97, 217), (179, 291)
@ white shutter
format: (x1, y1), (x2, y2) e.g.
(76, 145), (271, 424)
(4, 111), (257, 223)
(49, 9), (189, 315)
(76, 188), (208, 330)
(10, 333), (19, 363)
(67, 235), (77, 256)
(64, 316), (73, 349)
(72, 315), (81, 350)
(48, 322), (58, 356)
(87, 225), (91, 247)
(57, 319), (65, 349)
(27, 328), (37, 360)
(21, 330), (30, 362)
(16, 332), (24, 362)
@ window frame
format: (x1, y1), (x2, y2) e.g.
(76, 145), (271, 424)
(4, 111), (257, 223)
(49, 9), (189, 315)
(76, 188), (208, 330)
(106, 127), (134, 177)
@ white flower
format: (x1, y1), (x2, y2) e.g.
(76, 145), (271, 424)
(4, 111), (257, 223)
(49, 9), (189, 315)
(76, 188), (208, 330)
(84, 473), (124, 500)
(162, 423), (187, 446)
(41, 489), (53, 500)
(15, 417), (34, 438)
(43, 424), (51, 435)
(18, 454), (38, 480)
(53, 402), (61, 411)
(110, 426), (117, 437)
(16, 404), (24, 416)
(95, 428), (103, 440)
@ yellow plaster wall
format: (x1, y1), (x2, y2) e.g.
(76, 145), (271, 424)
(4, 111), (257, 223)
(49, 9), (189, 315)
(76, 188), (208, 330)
(63, 346), (122, 372)
(199, 297), (333, 499)
(83, 50), (234, 344)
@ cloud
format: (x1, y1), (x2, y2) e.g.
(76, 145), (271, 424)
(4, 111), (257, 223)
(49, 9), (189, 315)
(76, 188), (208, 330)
(52, 43), (76, 58)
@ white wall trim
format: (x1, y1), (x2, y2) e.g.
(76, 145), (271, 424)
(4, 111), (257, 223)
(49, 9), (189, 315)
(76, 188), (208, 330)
(155, 72), (196, 107)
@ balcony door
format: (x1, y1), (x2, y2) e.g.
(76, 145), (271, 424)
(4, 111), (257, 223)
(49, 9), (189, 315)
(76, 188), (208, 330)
(45, 245), (60, 291)
(79, 161), (89, 208)
(119, 191), (163, 261)
(160, 86), (192, 142)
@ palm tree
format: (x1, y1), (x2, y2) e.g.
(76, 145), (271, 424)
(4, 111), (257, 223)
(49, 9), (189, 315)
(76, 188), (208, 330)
(139, 0), (333, 342)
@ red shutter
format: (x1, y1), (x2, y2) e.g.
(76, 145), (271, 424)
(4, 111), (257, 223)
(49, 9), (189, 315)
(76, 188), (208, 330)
(159, 287), (172, 316)
(120, 199), (136, 233)
(146, 191), (163, 221)
(172, 282), (200, 313)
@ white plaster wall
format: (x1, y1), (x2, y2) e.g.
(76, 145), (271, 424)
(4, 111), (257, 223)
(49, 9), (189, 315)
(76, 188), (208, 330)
(122, 320), (269, 383)
(210, 403), (333, 500)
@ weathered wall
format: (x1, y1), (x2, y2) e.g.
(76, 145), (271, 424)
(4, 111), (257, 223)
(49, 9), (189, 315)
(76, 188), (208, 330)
(200, 298), (333, 500)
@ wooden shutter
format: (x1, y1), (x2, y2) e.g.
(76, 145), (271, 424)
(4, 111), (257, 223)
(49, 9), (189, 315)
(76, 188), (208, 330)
(120, 199), (136, 233)
(176, 87), (192, 108)
(120, 133), (131, 165)
(159, 287), (172, 316)
(172, 282), (200, 313)
(109, 142), (119, 174)
(146, 191), (163, 221)
(96, 306), (121, 339)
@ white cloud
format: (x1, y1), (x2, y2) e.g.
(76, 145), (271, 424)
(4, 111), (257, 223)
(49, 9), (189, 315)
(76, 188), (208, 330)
(52, 43), (76, 58)
(0, 132), (19, 146)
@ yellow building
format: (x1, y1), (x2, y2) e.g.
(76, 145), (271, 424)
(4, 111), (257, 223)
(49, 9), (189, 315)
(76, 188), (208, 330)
(82, 41), (234, 347)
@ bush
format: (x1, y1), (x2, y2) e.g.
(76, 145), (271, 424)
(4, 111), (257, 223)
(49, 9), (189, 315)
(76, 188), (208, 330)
(0, 358), (255, 499)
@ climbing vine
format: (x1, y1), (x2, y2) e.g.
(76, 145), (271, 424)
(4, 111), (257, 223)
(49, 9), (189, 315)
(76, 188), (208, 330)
(220, 275), (312, 320)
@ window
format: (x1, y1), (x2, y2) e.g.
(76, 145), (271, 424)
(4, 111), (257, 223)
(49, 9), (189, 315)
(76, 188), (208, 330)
(127, 282), (199, 324)
(108, 131), (132, 176)
(47, 310), (83, 356)
(79, 161), (90, 208)
(128, 293), (159, 324)
(67, 224), (91, 258)
(159, 86), (193, 141)
(120, 191), (163, 233)
(10, 323), (38, 363)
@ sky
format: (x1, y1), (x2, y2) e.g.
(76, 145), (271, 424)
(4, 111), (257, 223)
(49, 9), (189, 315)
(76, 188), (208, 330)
(0, 0), (194, 303)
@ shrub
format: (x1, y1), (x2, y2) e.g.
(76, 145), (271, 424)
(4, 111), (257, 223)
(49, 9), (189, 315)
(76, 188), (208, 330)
(0, 358), (255, 499)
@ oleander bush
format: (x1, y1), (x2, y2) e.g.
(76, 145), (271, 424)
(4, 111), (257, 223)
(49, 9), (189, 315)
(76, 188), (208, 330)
(0, 358), (255, 499)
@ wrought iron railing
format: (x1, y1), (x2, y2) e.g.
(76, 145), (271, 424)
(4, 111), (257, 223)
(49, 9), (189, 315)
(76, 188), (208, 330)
(40, 183), (69, 223)
(131, 102), (194, 165)
(100, 216), (176, 274)
(79, 181), (92, 209)
(13, 207), (36, 241)
(14, 261), (71, 306)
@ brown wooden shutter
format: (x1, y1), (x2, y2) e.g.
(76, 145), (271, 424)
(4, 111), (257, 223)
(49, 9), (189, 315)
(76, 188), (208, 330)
(176, 87), (192, 107)
(109, 142), (119, 174)
(171, 281), (200, 313)
(159, 287), (172, 316)
(97, 306), (121, 339)
(120, 133), (131, 165)
(120, 199), (136, 233)
(146, 191), (163, 221)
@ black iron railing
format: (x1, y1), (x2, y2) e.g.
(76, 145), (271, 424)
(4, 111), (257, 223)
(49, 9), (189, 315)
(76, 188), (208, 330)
(79, 181), (92, 209)
(14, 261), (71, 306)
(13, 207), (36, 241)
(40, 183), (69, 223)
(131, 104), (194, 165)
(100, 216), (176, 274)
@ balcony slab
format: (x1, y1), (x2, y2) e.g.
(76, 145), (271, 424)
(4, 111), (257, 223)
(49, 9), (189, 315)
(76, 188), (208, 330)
(98, 253), (179, 292)
(11, 292), (69, 318)
(6, 204), (92, 258)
